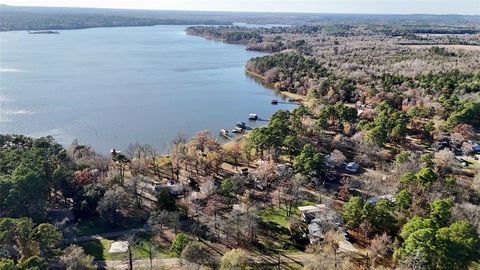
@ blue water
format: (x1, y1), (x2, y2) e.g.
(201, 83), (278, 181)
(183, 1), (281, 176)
(0, 25), (295, 152)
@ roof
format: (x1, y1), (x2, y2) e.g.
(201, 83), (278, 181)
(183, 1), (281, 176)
(109, 241), (128, 254)
(367, 194), (396, 204)
(307, 223), (324, 243)
(298, 204), (328, 214)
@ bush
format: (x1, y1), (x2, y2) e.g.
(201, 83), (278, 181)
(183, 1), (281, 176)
(170, 233), (190, 255)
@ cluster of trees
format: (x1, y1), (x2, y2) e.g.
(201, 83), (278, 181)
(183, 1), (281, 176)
(416, 70), (480, 96)
(395, 199), (478, 269)
(0, 135), (74, 221)
(359, 102), (408, 145)
(0, 217), (63, 269)
(447, 100), (480, 129)
(186, 26), (263, 45)
(246, 53), (329, 94)
(341, 145), (480, 269)
(315, 103), (357, 130)
(247, 109), (303, 160)
(343, 197), (397, 236)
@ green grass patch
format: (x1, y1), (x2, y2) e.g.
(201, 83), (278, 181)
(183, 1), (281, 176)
(258, 206), (292, 229)
(79, 238), (116, 261)
(79, 233), (174, 261)
(257, 204), (309, 253)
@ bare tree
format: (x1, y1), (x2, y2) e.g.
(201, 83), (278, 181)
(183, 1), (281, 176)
(434, 149), (456, 170)
(330, 149), (347, 167)
(148, 210), (174, 236)
(146, 242), (155, 270)
(60, 245), (95, 270)
(122, 233), (138, 270)
(200, 176), (217, 198)
(253, 160), (278, 190)
(125, 176), (148, 209)
(472, 172), (480, 194)
(368, 233), (393, 266)
(97, 185), (129, 224)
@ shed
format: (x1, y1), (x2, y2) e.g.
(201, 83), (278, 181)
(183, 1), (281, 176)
(109, 241), (128, 254)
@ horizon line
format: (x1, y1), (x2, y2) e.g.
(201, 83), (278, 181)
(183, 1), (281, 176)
(1, 4), (479, 16)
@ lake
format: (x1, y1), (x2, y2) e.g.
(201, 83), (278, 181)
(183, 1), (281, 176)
(0, 25), (296, 153)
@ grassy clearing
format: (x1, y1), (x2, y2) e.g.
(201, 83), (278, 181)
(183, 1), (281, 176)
(79, 238), (116, 261)
(258, 206), (292, 229)
(257, 202), (312, 253)
(79, 233), (174, 261)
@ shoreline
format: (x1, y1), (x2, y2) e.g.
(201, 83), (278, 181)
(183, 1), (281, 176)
(245, 68), (307, 102)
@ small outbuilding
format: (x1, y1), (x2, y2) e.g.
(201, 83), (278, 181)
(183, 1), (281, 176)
(109, 241), (128, 254)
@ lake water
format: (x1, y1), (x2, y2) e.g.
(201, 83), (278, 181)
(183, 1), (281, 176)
(0, 25), (295, 152)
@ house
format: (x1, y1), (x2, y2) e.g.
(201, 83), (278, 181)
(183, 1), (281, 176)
(367, 194), (396, 204)
(345, 162), (360, 173)
(307, 223), (324, 244)
(298, 204), (329, 222)
(299, 204), (343, 244)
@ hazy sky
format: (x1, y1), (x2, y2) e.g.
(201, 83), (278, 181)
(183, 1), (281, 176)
(1, 0), (479, 15)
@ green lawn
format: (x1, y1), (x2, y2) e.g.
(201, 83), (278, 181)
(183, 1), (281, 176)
(79, 238), (117, 261)
(258, 200), (317, 229)
(79, 233), (174, 261)
(258, 203), (311, 253)
(258, 206), (292, 229)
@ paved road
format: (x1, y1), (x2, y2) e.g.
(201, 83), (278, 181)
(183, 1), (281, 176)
(95, 258), (181, 269)
(94, 254), (312, 269)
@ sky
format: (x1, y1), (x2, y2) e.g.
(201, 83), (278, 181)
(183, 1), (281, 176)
(0, 0), (479, 15)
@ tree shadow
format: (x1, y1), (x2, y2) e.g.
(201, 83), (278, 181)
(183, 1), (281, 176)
(79, 238), (105, 260)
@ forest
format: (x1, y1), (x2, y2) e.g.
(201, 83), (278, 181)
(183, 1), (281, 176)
(1, 10), (480, 270)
